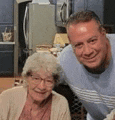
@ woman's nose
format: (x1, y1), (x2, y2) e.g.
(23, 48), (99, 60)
(37, 80), (46, 90)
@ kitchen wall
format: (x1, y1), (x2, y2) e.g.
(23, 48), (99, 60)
(0, 0), (14, 41)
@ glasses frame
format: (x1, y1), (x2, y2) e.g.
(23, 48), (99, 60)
(30, 75), (54, 87)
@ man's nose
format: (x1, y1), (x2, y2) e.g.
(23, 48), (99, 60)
(83, 44), (93, 56)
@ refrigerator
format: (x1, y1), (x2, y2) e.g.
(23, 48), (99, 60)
(24, 3), (57, 55)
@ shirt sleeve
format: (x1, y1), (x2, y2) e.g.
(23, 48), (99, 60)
(57, 54), (67, 84)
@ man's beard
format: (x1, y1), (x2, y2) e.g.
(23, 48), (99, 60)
(84, 53), (111, 74)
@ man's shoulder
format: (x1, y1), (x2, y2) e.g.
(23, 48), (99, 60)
(107, 34), (115, 46)
(60, 44), (73, 56)
(107, 34), (115, 58)
(58, 44), (79, 64)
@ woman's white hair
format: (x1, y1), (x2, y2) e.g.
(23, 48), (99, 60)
(22, 52), (62, 85)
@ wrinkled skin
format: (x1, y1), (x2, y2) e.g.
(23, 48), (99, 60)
(27, 70), (54, 105)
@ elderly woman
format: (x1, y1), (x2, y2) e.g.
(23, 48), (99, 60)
(0, 52), (71, 120)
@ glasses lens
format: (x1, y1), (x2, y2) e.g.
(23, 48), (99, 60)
(31, 75), (54, 87)
(45, 80), (54, 87)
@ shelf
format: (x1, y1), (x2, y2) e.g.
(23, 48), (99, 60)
(0, 42), (15, 44)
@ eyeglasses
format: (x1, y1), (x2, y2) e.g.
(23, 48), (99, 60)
(30, 75), (54, 87)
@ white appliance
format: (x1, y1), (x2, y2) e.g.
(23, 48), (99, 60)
(55, 0), (72, 27)
(55, 0), (104, 26)
(23, 2), (57, 55)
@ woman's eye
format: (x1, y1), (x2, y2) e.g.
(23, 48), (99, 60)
(34, 77), (39, 80)
(46, 80), (53, 83)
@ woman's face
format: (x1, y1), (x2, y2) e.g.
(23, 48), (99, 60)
(27, 69), (55, 103)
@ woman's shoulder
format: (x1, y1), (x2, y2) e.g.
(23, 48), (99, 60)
(0, 86), (27, 97)
(51, 90), (70, 117)
(52, 90), (68, 104)
(0, 86), (27, 105)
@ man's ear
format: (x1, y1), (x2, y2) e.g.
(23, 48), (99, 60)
(67, 35), (71, 44)
(101, 27), (106, 35)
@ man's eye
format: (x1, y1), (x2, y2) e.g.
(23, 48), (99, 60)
(75, 43), (83, 48)
(90, 39), (97, 43)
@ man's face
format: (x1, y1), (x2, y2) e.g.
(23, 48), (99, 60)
(67, 20), (109, 70)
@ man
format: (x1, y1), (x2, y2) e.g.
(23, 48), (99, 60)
(58, 10), (115, 120)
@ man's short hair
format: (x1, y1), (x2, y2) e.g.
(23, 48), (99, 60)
(66, 10), (102, 30)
